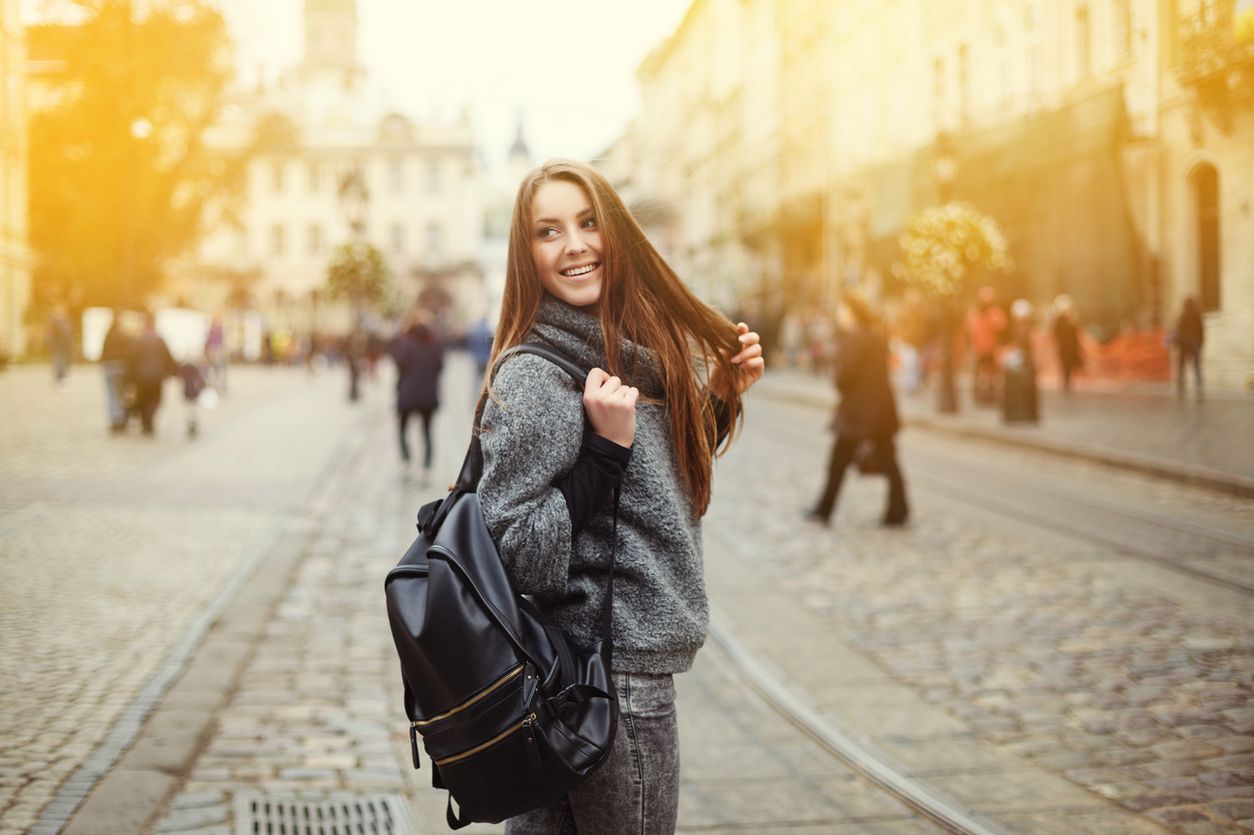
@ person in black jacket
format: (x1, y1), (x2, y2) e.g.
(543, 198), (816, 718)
(127, 312), (177, 436)
(100, 311), (132, 432)
(807, 293), (909, 527)
(390, 317), (444, 479)
(1174, 296), (1205, 402)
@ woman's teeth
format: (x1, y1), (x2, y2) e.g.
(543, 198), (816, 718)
(560, 263), (598, 277)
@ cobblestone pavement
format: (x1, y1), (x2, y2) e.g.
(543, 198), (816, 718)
(759, 368), (1254, 489)
(705, 393), (1254, 833)
(145, 353), (945, 834)
(0, 364), (363, 834)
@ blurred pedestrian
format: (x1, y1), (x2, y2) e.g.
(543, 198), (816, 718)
(1172, 296), (1205, 402)
(100, 310), (132, 433)
(204, 315), (227, 394)
(466, 314), (493, 379)
(177, 360), (208, 438)
(127, 312), (178, 436)
(47, 303), (74, 389)
(966, 286), (1006, 407)
(482, 160), (762, 834)
(1002, 299), (1039, 424)
(1051, 294), (1083, 395)
(390, 316), (444, 480)
(344, 329), (366, 402)
(807, 293), (909, 528)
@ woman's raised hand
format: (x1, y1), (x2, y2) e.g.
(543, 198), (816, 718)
(584, 368), (639, 448)
(716, 322), (765, 396)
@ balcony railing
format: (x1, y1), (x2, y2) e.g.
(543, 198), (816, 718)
(1177, 0), (1254, 85)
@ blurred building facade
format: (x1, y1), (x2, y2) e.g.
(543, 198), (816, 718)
(0, 0), (31, 358)
(176, 0), (486, 341)
(625, 0), (1254, 390)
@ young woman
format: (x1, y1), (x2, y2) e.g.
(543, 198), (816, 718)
(476, 159), (764, 834)
(807, 292), (909, 527)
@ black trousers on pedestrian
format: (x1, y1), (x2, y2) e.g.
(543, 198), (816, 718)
(813, 433), (908, 523)
(134, 379), (163, 433)
(398, 408), (434, 466)
(1177, 346), (1202, 399)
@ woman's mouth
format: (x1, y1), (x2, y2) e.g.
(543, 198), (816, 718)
(559, 262), (600, 278)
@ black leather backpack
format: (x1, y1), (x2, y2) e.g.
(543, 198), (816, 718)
(385, 343), (619, 829)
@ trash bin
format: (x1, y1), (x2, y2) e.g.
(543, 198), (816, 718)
(1001, 347), (1039, 424)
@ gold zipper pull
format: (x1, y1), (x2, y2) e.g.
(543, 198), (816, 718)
(523, 713), (541, 769)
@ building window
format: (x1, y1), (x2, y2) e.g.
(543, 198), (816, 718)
(308, 223), (322, 255)
(426, 160), (441, 192)
(1192, 164), (1221, 312)
(272, 160), (285, 193)
(391, 222), (405, 254)
(1026, 7), (1042, 98)
(390, 159), (404, 194)
(957, 43), (971, 125)
(425, 222), (441, 263)
(271, 223), (286, 256)
(1114, 0), (1133, 57)
(308, 162), (320, 192)
(1075, 4), (1092, 76)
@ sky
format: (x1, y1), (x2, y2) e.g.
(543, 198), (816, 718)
(22, 0), (692, 171)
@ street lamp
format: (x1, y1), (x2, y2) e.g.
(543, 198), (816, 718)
(932, 131), (957, 205)
(932, 131), (960, 414)
(124, 117), (153, 307)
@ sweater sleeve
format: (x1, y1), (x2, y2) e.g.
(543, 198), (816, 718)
(478, 355), (584, 599)
(557, 434), (632, 536)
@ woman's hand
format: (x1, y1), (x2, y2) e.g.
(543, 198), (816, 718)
(584, 368), (639, 448)
(716, 322), (765, 395)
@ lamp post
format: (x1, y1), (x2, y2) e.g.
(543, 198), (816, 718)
(931, 131), (960, 413)
(124, 117), (153, 308)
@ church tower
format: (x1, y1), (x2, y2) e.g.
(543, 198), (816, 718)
(303, 0), (359, 77)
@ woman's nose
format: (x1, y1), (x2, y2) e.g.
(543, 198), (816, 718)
(566, 230), (588, 254)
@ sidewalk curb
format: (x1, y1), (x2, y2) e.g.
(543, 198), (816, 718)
(58, 522), (317, 835)
(758, 384), (1254, 499)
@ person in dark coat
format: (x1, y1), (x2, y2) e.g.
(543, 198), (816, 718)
(390, 318), (444, 476)
(807, 293), (909, 527)
(1174, 296), (1205, 402)
(127, 312), (177, 435)
(1051, 294), (1083, 395)
(100, 311), (132, 432)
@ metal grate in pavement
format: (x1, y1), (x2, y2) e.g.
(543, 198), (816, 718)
(233, 793), (416, 835)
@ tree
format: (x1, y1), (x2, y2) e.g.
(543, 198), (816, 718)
(895, 202), (1011, 413)
(28, 0), (244, 311)
(325, 242), (393, 320)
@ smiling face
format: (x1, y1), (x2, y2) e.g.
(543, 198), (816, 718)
(530, 180), (604, 308)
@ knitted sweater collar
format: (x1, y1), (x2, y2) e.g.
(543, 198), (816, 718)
(531, 294), (663, 397)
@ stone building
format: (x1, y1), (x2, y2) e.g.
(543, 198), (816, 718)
(0, 0), (30, 358)
(176, 0), (485, 339)
(625, 0), (1254, 389)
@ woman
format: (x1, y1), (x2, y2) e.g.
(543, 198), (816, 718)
(807, 293), (909, 527)
(391, 317), (444, 479)
(477, 159), (764, 833)
(1051, 294), (1083, 395)
(1174, 296), (1205, 402)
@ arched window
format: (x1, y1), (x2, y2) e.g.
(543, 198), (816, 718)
(1191, 164), (1221, 312)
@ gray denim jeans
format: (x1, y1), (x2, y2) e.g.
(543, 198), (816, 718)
(505, 671), (679, 835)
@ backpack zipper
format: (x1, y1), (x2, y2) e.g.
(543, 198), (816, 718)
(412, 664), (525, 729)
(432, 712), (538, 767)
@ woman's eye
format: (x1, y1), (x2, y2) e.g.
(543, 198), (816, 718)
(581, 217), (597, 229)
(538, 227), (558, 239)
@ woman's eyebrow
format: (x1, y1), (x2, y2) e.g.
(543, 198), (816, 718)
(534, 208), (595, 225)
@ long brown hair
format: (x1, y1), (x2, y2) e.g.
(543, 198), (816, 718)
(484, 159), (743, 517)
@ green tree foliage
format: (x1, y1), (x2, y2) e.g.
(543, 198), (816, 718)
(325, 242), (393, 312)
(28, 0), (243, 310)
(896, 202), (1012, 300)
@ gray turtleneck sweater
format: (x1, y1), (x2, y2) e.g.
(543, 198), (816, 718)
(477, 295), (708, 675)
